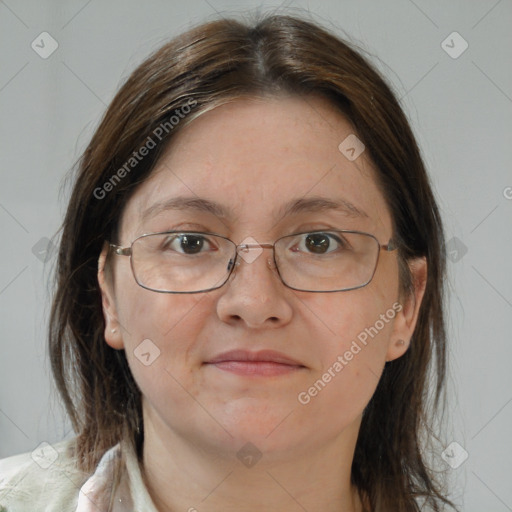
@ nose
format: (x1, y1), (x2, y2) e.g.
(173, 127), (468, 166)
(215, 246), (293, 329)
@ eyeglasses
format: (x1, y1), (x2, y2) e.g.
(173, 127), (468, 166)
(109, 229), (397, 293)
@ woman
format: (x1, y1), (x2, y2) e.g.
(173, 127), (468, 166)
(0, 13), (458, 512)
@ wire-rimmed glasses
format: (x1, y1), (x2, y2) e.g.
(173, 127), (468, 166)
(109, 229), (398, 293)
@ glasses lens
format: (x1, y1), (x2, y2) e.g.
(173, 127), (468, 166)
(131, 232), (235, 292)
(129, 230), (380, 293)
(275, 231), (379, 292)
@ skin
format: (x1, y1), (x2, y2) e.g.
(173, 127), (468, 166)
(98, 95), (427, 512)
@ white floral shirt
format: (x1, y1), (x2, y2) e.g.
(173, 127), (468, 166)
(0, 437), (159, 512)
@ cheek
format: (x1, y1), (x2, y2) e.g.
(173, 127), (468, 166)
(306, 285), (393, 354)
(114, 257), (208, 343)
(114, 283), (209, 386)
(115, 290), (227, 439)
(298, 285), (397, 411)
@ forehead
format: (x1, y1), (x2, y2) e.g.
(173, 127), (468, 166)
(119, 96), (392, 239)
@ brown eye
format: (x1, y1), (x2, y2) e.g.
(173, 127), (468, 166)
(292, 232), (348, 255)
(305, 233), (331, 254)
(162, 234), (212, 255)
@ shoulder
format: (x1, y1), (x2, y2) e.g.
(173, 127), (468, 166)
(0, 439), (88, 512)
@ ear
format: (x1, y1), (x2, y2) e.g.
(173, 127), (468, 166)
(98, 242), (125, 350)
(386, 256), (427, 362)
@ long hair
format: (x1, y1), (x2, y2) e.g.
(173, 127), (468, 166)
(49, 13), (457, 511)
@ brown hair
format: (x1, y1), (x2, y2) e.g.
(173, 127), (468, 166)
(49, 12), (457, 511)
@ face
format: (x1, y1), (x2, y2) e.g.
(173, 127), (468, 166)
(99, 95), (426, 462)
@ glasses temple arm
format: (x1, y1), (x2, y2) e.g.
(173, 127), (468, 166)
(109, 243), (132, 256)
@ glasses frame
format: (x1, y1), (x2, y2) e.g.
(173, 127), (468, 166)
(109, 229), (398, 294)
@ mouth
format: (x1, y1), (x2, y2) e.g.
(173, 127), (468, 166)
(204, 349), (306, 377)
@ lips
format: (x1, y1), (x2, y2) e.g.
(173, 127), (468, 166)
(205, 349), (305, 377)
(206, 349), (303, 365)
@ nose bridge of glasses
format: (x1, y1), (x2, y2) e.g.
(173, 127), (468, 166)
(228, 242), (275, 271)
(237, 242), (274, 252)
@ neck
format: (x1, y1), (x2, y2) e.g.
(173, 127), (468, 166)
(141, 407), (364, 512)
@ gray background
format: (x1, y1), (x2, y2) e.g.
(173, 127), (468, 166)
(0, 1), (511, 510)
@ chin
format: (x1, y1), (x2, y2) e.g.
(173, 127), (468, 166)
(203, 399), (308, 455)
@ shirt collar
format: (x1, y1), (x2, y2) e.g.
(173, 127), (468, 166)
(74, 436), (158, 512)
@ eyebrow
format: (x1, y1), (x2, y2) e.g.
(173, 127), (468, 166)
(140, 194), (369, 224)
(140, 196), (233, 223)
(278, 196), (368, 221)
